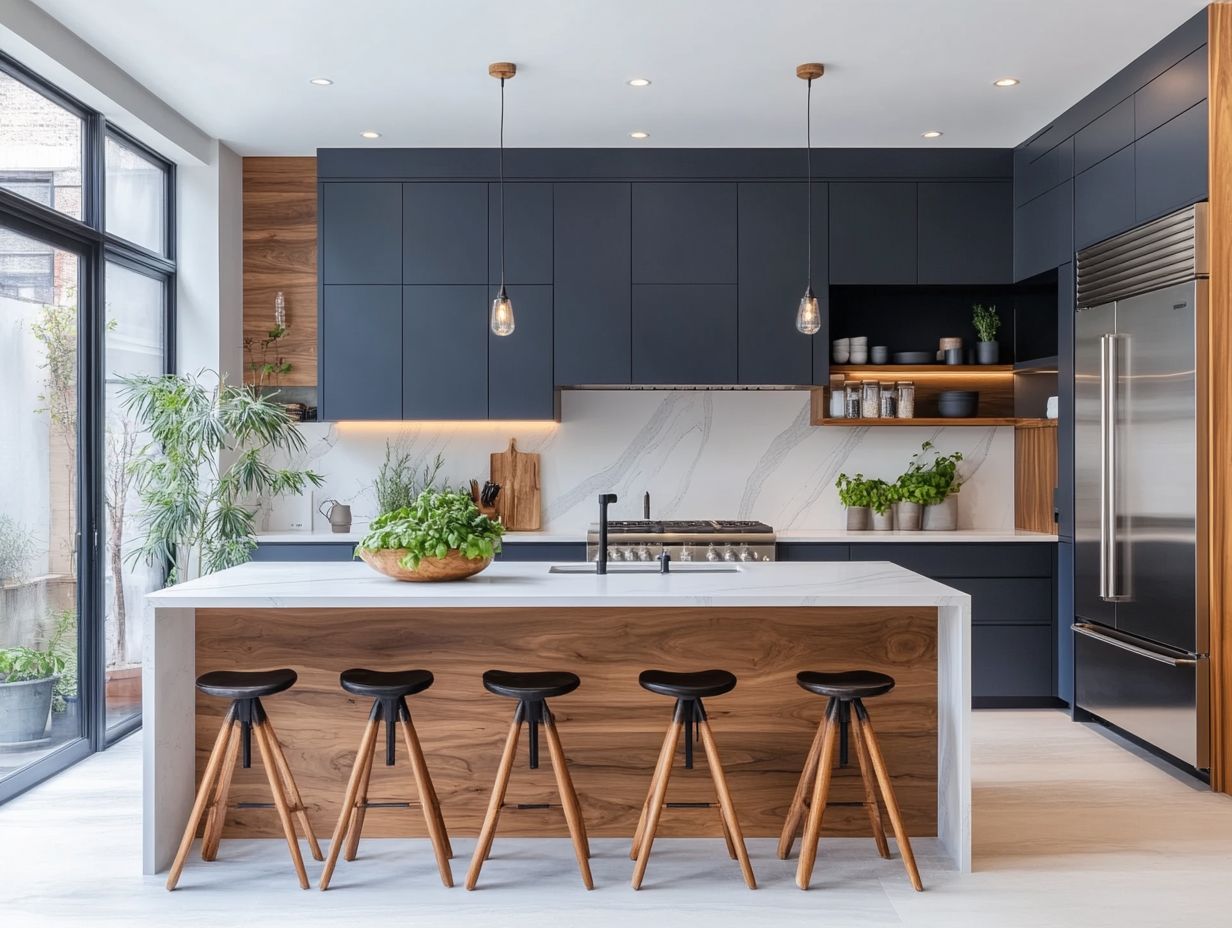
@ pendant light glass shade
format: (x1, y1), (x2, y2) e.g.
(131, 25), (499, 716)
(796, 288), (821, 335)
(490, 287), (516, 336)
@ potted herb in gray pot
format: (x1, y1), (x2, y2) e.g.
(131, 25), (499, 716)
(0, 647), (65, 746)
(868, 479), (898, 531)
(835, 473), (875, 531)
(896, 441), (964, 531)
(972, 303), (1000, 365)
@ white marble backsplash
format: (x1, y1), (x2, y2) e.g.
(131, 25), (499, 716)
(259, 390), (1016, 535)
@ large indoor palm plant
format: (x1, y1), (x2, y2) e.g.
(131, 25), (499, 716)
(120, 372), (323, 582)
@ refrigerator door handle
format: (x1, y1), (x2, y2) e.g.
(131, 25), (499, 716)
(1072, 623), (1203, 666)
(1099, 334), (1114, 600)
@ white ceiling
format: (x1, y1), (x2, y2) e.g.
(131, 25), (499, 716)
(26, 0), (1210, 156)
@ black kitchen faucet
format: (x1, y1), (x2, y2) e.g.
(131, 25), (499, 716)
(596, 493), (618, 574)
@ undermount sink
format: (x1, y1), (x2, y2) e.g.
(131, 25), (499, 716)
(548, 563), (742, 574)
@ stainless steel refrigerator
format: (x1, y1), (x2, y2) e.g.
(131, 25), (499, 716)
(1073, 203), (1209, 771)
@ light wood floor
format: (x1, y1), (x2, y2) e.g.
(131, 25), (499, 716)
(1, 710), (1229, 927)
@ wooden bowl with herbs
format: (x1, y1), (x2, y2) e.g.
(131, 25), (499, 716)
(356, 490), (503, 582)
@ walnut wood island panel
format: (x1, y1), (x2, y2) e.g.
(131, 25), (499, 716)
(143, 561), (971, 874)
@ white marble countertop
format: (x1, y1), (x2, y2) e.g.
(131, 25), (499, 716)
(147, 559), (970, 610)
(255, 528), (1058, 545)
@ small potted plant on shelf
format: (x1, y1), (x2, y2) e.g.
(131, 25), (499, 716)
(356, 488), (504, 582)
(836, 472), (875, 531)
(0, 646), (65, 746)
(972, 303), (1001, 365)
(896, 441), (964, 531)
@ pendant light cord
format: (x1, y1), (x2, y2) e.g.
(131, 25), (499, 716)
(805, 76), (813, 291)
(499, 77), (507, 292)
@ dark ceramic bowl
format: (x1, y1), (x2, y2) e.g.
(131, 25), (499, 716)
(937, 390), (979, 418)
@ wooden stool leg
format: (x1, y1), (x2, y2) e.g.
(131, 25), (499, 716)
(543, 711), (594, 890)
(630, 718), (683, 860)
(252, 720), (310, 889)
(851, 708), (890, 859)
(398, 714), (455, 888)
(319, 716), (380, 890)
(343, 730), (376, 862)
(697, 720), (756, 890)
(718, 799), (738, 860)
(854, 701), (923, 892)
(262, 715), (324, 862)
(796, 699), (839, 890)
(201, 721), (242, 861)
(777, 715), (827, 860)
(466, 706), (523, 891)
(165, 706), (236, 891)
(631, 720), (682, 890)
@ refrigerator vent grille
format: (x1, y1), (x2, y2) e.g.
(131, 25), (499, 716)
(1076, 203), (1207, 307)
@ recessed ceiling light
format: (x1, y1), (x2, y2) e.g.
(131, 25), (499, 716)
(993, 77), (1020, 87)
(627, 78), (651, 87)
(309, 77), (333, 86)
(629, 130), (650, 139)
(921, 130), (943, 139)
(360, 130), (381, 139)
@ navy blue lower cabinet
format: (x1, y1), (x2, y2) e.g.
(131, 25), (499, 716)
(631, 285), (738, 384)
(1134, 100), (1208, 224)
(252, 543), (356, 562)
(1057, 541), (1075, 706)
(847, 542), (1051, 577)
(402, 285), (488, 419)
(320, 285), (403, 421)
(496, 542), (587, 562)
(972, 626), (1055, 706)
(488, 285), (556, 420)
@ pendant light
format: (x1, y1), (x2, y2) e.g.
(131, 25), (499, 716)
(489, 62), (517, 336)
(795, 63), (825, 335)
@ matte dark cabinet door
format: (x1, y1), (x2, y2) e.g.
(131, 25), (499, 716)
(1013, 181), (1072, 280)
(632, 183), (737, 283)
(489, 183), (553, 284)
(1135, 44), (1209, 138)
(917, 181), (1012, 284)
(403, 183), (487, 284)
(737, 182), (827, 385)
(1135, 100), (1208, 223)
(553, 183), (631, 385)
(829, 182), (916, 284)
(1057, 262), (1075, 540)
(320, 285), (402, 420)
(321, 183), (402, 285)
(631, 285), (737, 384)
(1074, 146), (1135, 249)
(1073, 98), (1134, 175)
(402, 286), (488, 419)
(489, 285), (555, 419)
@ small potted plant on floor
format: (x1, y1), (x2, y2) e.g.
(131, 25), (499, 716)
(356, 488), (504, 581)
(0, 646), (65, 746)
(972, 303), (1001, 364)
(836, 472), (877, 531)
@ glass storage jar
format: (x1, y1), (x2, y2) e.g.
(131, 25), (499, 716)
(861, 381), (881, 418)
(879, 382), (897, 418)
(896, 381), (915, 419)
(845, 382), (862, 419)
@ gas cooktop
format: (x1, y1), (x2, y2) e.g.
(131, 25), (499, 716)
(598, 520), (774, 535)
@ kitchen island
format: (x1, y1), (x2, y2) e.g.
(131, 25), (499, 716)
(142, 561), (971, 874)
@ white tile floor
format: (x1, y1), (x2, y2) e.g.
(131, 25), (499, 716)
(1, 710), (1230, 927)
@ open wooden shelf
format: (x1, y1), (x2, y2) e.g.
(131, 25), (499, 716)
(829, 363), (1014, 375)
(815, 416), (1025, 427)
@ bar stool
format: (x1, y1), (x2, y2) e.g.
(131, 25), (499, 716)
(630, 669), (756, 890)
(778, 670), (923, 892)
(465, 669), (592, 891)
(165, 668), (323, 891)
(319, 668), (453, 890)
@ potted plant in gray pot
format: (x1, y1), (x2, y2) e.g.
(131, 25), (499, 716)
(835, 473), (876, 531)
(868, 479), (898, 531)
(972, 303), (1000, 365)
(897, 441), (964, 531)
(0, 646), (65, 746)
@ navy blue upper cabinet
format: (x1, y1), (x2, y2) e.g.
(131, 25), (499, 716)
(403, 183), (487, 284)
(737, 182), (827, 385)
(321, 183), (402, 285)
(917, 182), (1012, 284)
(320, 285), (402, 420)
(1072, 98), (1134, 175)
(1074, 146), (1135, 250)
(632, 183), (737, 283)
(402, 285), (488, 419)
(1135, 44), (1208, 138)
(553, 183), (631, 386)
(1057, 262), (1075, 540)
(1135, 100), (1208, 224)
(489, 285), (555, 419)
(1014, 181), (1073, 281)
(488, 183), (553, 284)
(1014, 139), (1073, 207)
(829, 182), (917, 284)
(632, 285), (737, 384)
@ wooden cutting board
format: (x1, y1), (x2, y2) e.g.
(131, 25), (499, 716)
(490, 438), (541, 531)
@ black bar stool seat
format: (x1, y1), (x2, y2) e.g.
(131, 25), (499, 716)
(796, 670), (895, 700)
(482, 669), (580, 701)
(638, 668), (736, 700)
(196, 668), (297, 700)
(340, 667), (434, 699)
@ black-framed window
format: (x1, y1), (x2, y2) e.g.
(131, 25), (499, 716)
(0, 51), (175, 803)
